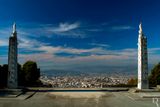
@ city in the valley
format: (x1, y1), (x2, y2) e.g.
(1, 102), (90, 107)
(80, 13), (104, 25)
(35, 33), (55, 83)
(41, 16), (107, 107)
(40, 75), (132, 88)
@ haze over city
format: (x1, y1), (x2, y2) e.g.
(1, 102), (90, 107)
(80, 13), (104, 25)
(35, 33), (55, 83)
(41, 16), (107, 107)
(0, 0), (160, 75)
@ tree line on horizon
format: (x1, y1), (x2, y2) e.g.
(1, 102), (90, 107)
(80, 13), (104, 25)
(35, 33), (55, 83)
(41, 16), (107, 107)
(0, 61), (41, 88)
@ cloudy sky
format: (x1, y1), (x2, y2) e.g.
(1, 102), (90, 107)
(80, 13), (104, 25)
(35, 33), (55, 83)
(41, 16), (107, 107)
(0, 0), (160, 74)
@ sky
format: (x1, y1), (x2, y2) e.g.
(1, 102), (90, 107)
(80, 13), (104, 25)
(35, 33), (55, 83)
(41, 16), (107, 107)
(0, 0), (160, 75)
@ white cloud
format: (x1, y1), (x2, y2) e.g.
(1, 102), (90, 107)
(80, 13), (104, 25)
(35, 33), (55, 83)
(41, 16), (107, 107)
(18, 37), (47, 49)
(32, 44), (137, 60)
(0, 28), (11, 47)
(0, 40), (8, 46)
(16, 46), (138, 72)
(90, 43), (110, 48)
(45, 22), (86, 38)
(37, 45), (102, 54)
(148, 48), (160, 53)
(51, 22), (80, 32)
(111, 25), (134, 31)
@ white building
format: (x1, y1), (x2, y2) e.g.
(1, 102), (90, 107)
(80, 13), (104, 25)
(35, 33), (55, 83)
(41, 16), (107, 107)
(8, 23), (18, 88)
(137, 22), (149, 89)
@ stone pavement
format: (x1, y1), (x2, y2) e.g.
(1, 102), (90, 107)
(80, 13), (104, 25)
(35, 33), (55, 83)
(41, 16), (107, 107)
(0, 90), (160, 107)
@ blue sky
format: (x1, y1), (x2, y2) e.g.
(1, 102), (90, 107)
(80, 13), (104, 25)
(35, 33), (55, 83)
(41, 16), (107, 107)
(0, 0), (160, 74)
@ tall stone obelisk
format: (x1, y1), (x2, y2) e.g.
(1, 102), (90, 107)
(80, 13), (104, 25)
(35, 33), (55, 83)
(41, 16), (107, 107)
(8, 23), (18, 88)
(137, 22), (149, 89)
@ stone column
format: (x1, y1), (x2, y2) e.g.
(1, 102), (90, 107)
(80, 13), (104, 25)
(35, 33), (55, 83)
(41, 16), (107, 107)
(137, 23), (149, 89)
(8, 23), (18, 89)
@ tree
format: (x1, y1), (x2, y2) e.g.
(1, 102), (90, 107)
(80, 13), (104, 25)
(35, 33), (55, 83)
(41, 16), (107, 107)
(22, 61), (40, 86)
(0, 61), (41, 88)
(18, 63), (25, 86)
(149, 63), (160, 87)
(0, 65), (2, 87)
(127, 78), (137, 86)
(0, 64), (8, 88)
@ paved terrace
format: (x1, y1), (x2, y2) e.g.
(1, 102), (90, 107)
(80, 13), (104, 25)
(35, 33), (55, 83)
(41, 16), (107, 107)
(0, 88), (160, 107)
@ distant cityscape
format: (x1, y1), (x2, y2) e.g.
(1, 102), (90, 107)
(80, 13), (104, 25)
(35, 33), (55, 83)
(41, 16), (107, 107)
(40, 74), (134, 88)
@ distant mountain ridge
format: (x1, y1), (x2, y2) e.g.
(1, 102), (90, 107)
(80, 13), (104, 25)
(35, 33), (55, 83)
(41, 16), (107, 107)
(41, 69), (88, 77)
(41, 68), (137, 77)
